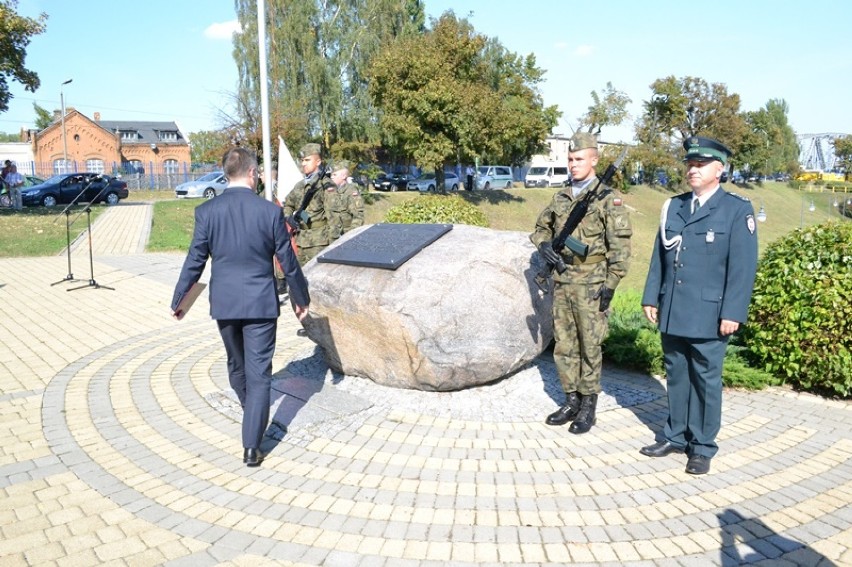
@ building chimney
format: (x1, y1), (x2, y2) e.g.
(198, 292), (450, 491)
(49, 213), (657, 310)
(94, 112), (100, 121)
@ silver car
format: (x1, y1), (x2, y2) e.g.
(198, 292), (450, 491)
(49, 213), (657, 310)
(409, 172), (461, 192)
(175, 172), (228, 199)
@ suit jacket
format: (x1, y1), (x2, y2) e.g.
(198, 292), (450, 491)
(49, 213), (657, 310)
(642, 188), (758, 339)
(171, 186), (309, 319)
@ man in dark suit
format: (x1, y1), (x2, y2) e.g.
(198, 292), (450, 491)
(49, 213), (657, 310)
(171, 147), (309, 467)
(640, 136), (758, 475)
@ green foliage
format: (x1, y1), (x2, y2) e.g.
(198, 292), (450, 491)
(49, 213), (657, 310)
(33, 102), (52, 130)
(188, 130), (231, 164)
(0, 0), (47, 112)
(605, 289), (778, 390)
(384, 194), (489, 226)
(369, 12), (558, 171)
(603, 290), (664, 375)
(581, 82), (631, 135)
(0, 131), (18, 141)
(743, 222), (852, 397)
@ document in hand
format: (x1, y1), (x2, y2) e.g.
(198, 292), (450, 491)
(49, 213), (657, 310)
(174, 282), (207, 317)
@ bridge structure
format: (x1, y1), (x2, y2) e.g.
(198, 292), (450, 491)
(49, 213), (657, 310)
(798, 132), (848, 171)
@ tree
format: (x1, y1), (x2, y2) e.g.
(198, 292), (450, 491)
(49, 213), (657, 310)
(0, 0), (47, 113)
(0, 131), (18, 141)
(833, 135), (852, 178)
(33, 101), (52, 129)
(189, 130), (232, 164)
(369, 12), (558, 186)
(231, 0), (424, 155)
(580, 82), (631, 136)
(739, 99), (799, 176)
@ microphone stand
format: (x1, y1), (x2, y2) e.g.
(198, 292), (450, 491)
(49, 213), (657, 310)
(51, 175), (95, 286)
(67, 175), (115, 292)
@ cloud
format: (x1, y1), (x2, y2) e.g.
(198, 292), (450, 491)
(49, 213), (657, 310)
(204, 20), (242, 40)
(574, 44), (594, 57)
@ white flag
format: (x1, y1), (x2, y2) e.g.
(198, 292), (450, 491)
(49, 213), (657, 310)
(277, 136), (302, 201)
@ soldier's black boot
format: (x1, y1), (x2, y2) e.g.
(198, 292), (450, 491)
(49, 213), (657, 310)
(569, 394), (597, 434)
(545, 392), (581, 426)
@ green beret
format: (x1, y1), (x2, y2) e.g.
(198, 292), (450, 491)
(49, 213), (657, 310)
(299, 143), (321, 158)
(569, 132), (598, 152)
(332, 159), (351, 172)
(683, 136), (731, 165)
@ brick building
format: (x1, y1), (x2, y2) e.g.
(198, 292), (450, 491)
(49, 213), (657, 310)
(27, 109), (191, 184)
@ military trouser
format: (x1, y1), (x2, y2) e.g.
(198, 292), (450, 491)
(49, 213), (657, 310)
(551, 282), (608, 396)
(296, 244), (326, 265)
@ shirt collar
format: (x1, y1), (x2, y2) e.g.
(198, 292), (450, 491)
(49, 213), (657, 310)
(693, 185), (720, 208)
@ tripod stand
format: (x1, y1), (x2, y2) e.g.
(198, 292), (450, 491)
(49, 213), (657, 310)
(51, 177), (93, 286)
(65, 175), (115, 292)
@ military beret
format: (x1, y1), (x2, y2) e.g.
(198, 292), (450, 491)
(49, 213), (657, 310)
(569, 132), (598, 152)
(331, 159), (351, 172)
(299, 143), (322, 158)
(682, 136), (732, 165)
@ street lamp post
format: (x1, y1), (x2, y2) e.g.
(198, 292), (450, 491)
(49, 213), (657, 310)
(60, 79), (72, 173)
(757, 200), (767, 222)
(800, 197), (816, 228)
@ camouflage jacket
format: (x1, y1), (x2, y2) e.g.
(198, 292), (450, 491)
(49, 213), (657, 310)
(530, 181), (633, 288)
(282, 175), (337, 248)
(328, 181), (365, 239)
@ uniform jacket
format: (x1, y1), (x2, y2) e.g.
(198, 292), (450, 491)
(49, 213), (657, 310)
(283, 175), (337, 249)
(171, 186), (309, 319)
(530, 181), (632, 288)
(642, 188), (758, 339)
(328, 181), (365, 238)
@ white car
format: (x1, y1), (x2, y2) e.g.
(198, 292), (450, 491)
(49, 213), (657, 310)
(409, 172), (461, 192)
(175, 172), (228, 199)
(476, 165), (514, 190)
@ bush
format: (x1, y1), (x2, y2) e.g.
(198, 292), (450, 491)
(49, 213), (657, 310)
(605, 290), (779, 390)
(384, 194), (489, 227)
(603, 290), (664, 376)
(743, 222), (852, 397)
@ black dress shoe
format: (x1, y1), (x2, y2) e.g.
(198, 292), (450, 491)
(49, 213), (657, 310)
(640, 440), (685, 458)
(686, 455), (711, 475)
(296, 328), (308, 337)
(243, 448), (264, 467)
(545, 392), (581, 426)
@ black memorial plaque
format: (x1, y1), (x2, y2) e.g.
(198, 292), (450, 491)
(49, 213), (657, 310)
(316, 223), (453, 269)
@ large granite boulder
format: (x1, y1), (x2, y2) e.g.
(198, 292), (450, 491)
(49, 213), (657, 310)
(301, 223), (553, 391)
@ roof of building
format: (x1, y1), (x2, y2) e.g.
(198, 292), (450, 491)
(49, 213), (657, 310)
(97, 120), (187, 145)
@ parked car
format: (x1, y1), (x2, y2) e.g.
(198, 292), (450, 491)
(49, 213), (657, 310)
(408, 172), (461, 192)
(175, 171), (228, 199)
(20, 173), (129, 208)
(524, 165), (569, 188)
(476, 165), (513, 190)
(373, 172), (416, 192)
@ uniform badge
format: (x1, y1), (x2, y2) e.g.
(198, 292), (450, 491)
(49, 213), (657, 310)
(612, 198), (623, 206)
(746, 214), (756, 234)
(706, 229), (715, 243)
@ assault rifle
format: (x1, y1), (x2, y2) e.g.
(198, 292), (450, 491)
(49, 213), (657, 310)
(536, 146), (628, 289)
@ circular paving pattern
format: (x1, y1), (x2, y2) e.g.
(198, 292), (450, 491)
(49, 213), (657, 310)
(43, 319), (852, 565)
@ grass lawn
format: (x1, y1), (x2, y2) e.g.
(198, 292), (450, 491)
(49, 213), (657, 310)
(4, 183), (850, 292)
(0, 205), (108, 257)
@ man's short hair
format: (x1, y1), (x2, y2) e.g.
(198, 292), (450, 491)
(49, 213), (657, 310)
(222, 147), (257, 179)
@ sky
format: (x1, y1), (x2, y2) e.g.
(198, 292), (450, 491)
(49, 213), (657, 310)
(3, 0), (851, 145)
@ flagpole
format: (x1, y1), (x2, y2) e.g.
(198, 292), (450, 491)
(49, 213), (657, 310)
(257, 0), (273, 201)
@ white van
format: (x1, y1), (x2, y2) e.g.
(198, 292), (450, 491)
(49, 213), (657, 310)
(524, 165), (570, 188)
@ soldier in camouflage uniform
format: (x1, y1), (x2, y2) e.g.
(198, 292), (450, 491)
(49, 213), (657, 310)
(530, 132), (633, 434)
(328, 160), (365, 238)
(283, 143), (338, 265)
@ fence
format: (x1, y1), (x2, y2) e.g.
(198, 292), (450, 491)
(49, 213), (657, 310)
(12, 161), (220, 191)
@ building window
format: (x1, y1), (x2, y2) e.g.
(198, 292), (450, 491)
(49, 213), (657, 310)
(86, 159), (105, 174)
(158, 131), (178, 142)
(124, 159), (143, 175)
(54, 159), (72, 174)
(164, 159), (178, 174)
(120, 130), (139, 141)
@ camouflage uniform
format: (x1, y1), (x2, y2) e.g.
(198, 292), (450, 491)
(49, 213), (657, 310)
(328, 181), (365, 239)
(530, 181), (632, 396)
(283, 174), (337, 265)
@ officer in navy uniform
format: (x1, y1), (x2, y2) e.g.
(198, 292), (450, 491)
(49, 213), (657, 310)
(639, 136), (758, 475)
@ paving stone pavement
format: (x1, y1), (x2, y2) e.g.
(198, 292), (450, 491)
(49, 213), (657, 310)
(0, 203), (850, 566)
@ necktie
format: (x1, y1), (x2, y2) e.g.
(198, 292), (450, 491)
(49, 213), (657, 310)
(692, 200), (701, 215)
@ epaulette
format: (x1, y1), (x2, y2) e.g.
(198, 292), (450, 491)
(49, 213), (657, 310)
(726, 192), (750, 202)
(596, 187), (613, 201)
